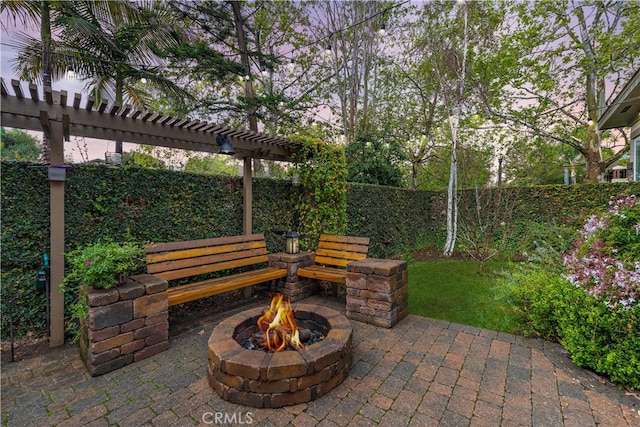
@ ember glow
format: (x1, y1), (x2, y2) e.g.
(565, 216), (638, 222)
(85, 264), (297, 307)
(256, 294), (303, 352)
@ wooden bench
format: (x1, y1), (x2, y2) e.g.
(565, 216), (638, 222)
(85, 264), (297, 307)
(145, 234), (287, 307)
(297, 234), (370, 284)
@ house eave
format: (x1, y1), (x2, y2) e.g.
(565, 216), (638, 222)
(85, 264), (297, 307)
(598, 68), (640, 131)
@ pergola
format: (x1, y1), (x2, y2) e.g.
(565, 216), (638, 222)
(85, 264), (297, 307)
(1, 78), (302, 347)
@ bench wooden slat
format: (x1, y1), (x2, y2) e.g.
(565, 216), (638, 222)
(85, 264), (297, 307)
(147, 247), (267, 274)
(154, 254), (269, 281)
(297, 265), (347, 284)
(320, 234), (370, 246)
(315, 248), (368, 263)
(146, 233), (286, 307)
(313, 256), (352, 268)
(297, 234), (370, 284)
(147, 241), (265, 264)
(317, 240), (369, 254)
(146, 233), (266, 254)
(168, 267), (288, 306)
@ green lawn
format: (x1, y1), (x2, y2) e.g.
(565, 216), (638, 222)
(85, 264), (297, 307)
(408, 260), (520, 333)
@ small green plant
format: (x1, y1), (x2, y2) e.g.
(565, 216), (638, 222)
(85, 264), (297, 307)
(63, 241), (145, 290)
(61, 241), (145, 342)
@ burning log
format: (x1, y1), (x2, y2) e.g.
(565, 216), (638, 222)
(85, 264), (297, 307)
(250, 328), (312, 349)
(256, 294), (305, 352)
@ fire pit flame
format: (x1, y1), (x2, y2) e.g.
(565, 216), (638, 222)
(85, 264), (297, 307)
(257, 294), (303, 352)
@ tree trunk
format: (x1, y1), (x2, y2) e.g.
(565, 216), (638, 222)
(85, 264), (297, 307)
(584, 132), (602, 183)
(443, 138), (458, 256)
(230, 1), (262, 175)
(410, 161), (418, 190)
(443, 3), (469, 257)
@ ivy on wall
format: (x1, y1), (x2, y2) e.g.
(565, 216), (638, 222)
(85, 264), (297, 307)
(430, 183), (640, 249)
(291, 136), (348, 250)
(0, 162), (293, 339)
(2, 161), (639, 339)
(347, 183), (437, 258)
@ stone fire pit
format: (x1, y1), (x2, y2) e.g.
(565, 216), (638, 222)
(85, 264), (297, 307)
(207, 304), (352, 408)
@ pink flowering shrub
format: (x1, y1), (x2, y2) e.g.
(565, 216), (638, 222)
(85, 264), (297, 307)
(502, 195), (640, 388)
(562, 194), (640, 308)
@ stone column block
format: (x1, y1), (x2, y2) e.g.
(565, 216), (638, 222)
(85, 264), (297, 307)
(269, 252), (317, 302)
(345, 258), (408, 328)
(81, 274), (170, 376)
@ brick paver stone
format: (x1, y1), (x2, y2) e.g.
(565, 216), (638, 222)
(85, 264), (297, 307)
(1, 295), (638, 427)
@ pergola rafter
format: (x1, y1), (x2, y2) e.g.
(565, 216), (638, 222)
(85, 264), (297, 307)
(1, 78), (302, 161)
(1, 78), (302, 348)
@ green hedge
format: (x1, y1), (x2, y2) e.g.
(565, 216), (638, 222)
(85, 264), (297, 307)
(0, 162), (294, 338)
(504, 267), (640, 389)
(430, 183), (640, 252)
(347, 183), (438, 258)
(2, 161), (640, 339)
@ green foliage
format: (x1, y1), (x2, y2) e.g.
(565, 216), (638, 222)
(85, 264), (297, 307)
(346, 134), (406, 187)
(505, 137), (583, 186)
(2, 161), (640, 340)
(516, 220), (576, 262)
(417, 144), (493, 191)
(429, 183), (640, 253)
(498, 202), (640, 389)
(558, 297), (640, 389)
(60, 240), (145, 342)
(252, 178), (296, 248)
(1, 269), (48, 339)
(160, 1), (312, 133)
(488, 2), (639, 182)
(500, 266), (640, 389)
(457, 186), (520, 271)
(0, 127), (42, 161)
(62, 241), (145, 291)
(347, 183), (437, 258)
(292, 135), (348, 250)
(500, 267), (578, 341)
(183, 155), (239, 176)
(123, 151), (167, 169)
(562, 194), (640, 307)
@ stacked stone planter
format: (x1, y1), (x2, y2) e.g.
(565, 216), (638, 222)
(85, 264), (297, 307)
(80, 274), (169, 376)
(345, 258), (409, 328)
(268, 252), (317, 302)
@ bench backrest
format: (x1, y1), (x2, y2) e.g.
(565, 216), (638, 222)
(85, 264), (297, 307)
(145, 234), (270, 281)
(314, 234), (370, 268)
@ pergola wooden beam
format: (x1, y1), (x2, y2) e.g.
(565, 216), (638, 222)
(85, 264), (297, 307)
(1, 79), (303, 348)
(2, 86), (300, 161)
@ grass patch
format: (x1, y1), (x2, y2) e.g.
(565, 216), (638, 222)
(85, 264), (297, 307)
(408, 260), (519, 333)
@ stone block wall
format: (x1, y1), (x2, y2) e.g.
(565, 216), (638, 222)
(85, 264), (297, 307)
(268, 252), (317, 302)
(345, 259), (408, 328)
(80, 274), (169, 376)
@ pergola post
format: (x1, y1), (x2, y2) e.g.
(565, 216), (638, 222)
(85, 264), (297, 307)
(243, 157), (252, 235)
(48, 118), (65, 347)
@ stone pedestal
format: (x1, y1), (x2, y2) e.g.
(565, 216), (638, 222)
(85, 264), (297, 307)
(268, 252), (316, 302)
(345, 259), (408, 328)
(81, 274), (169, 376)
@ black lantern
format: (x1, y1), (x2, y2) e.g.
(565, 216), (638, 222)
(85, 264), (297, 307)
(216, 134), (235, 155)
(285, 231), (300, 254)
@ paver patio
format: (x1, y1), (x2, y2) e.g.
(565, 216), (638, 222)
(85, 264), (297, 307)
(2, 295), (639, 426)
